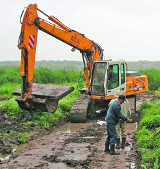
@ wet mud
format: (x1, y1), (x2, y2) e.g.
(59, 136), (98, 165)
(0, 121), (138, 169)
(0, 93), (156, 169)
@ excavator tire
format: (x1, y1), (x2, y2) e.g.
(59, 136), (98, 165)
(70, 95), (90, 123)
(13, 83), (74, 113)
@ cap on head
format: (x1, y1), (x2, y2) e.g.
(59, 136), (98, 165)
(118, 95), (126, 101)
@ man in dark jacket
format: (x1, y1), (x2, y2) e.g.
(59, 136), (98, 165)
(104, 95), (132, 155)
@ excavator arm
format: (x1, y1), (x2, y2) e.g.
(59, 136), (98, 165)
(13, 4), (103, 112)
(18, 4), (38, 99)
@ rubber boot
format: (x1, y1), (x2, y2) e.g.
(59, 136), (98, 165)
(121, 137), (126, 149)
(115, 137), (120, 149)
(104, 142), (110, 153)
(110, 144), (120, 155)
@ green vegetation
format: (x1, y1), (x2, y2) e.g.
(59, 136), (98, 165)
(0, 98), (22, 116)
(136, 99), (160, 168)
(0, 83), (20, 98)
(133, 69), (160, 168)
(34, 67), (83, 84)
(15, 132), (29, 144)
(140, 69), (160, 91)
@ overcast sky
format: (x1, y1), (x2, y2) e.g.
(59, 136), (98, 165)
(0, 0), (160, 61)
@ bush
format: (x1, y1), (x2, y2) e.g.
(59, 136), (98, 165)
(139, 115), (160, 129)
(0, 98), (22, 116)
(140, 100), (160, 118)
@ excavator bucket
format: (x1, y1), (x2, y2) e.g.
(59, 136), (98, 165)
(13, 83), (74, 113)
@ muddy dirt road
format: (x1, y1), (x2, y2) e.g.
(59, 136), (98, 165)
(0, 121), (137, 169)
(0, 93), (154, 169)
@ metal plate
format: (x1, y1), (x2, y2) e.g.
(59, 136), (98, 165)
(13, 83), (74, 99)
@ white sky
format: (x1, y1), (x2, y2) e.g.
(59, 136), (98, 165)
(0, 0), (160, 61)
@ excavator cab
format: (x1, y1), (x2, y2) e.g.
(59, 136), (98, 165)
(91, 61), (127, 97)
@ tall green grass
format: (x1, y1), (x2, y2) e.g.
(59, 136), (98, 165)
(140, 69), (160, 91)
(0, 67), (84, 99)
(34, 67), (83, 84)
(134, 69), (160, 167)
(0, 67), (20, 85)
(136, 100), (160, 167)
(0, 83), (20, 98)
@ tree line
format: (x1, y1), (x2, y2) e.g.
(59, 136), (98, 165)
(0, 60), (160, 71)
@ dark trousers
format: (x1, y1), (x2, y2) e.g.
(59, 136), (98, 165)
(105, 123), (118, 145)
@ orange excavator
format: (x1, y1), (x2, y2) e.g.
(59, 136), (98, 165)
(13, 4), (148, 122)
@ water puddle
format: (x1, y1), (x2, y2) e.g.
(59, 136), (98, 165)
(0, 155), (11, 162)
(130, 162), (136, 169)
(97, 120), (106, 126)
(57, 121), (96, 134)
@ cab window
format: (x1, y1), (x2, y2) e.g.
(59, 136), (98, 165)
(121, 64), (125, 84)
(107, 64), (119, 89)
(91, 62), (107, 95)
